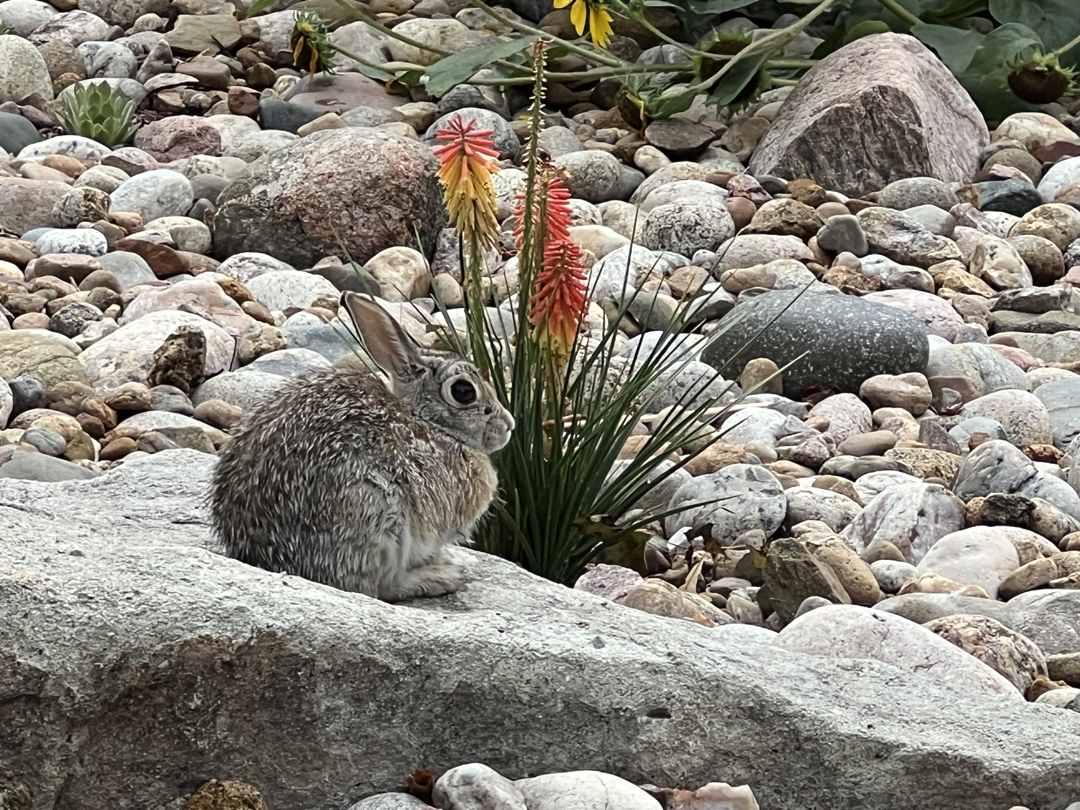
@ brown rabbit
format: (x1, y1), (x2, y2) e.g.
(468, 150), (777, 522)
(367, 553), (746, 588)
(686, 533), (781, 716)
(210, 292), (514, 601)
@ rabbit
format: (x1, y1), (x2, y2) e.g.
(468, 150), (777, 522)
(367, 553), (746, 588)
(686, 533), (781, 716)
(209, 291), (515, 602)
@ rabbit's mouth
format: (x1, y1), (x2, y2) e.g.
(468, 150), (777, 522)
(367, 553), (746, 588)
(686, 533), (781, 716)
(483, 413), (515, 454)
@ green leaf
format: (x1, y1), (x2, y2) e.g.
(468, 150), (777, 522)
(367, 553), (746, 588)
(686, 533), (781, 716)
(954, 22), (1044, 123)
(423, 35), (538, 97)
(910, 22), (985, 72)
(989, 0), (1080, 54)
(839, 0), (984, 34)
(919, 0), (988, 23)
(356, 62), (393, 82)
(843, 19), (892, 45)
(642, 86), (699, 119)
(244, 0), (279, 18)
(705, 50), (769, 109)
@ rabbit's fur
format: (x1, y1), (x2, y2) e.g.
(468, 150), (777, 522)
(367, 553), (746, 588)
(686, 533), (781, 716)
(210, 292), (514, 601)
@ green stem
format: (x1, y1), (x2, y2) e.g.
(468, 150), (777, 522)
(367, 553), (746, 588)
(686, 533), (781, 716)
(873, 0), (922, 27)
(607, 0), (712, 59)
(331, 0), (451, 58)
(468, 62), (691, 85)
(1055, 32), (1080, 57)
(683, 0), (837, 96)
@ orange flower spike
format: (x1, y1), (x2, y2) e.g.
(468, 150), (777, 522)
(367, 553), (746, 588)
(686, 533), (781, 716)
(528, 171), (588, 358)
(433, 116), (501, 251)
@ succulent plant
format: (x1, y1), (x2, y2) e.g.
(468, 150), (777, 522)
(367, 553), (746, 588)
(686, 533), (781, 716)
(55, 81), (139, 148)
(0, 20), (9, 35)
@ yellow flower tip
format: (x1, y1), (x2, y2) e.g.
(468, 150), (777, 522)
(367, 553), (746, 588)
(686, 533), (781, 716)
(433, 115), (501, 250)
(590, 6), (614, 49)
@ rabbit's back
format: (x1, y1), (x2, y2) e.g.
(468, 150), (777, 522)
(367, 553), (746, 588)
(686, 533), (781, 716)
(210, 365), (498, 594)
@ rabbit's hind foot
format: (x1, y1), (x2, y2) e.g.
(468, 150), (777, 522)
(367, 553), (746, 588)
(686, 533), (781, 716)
(379, 562), (466, 602)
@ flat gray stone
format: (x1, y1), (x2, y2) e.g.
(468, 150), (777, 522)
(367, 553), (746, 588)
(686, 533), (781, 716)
(1, 450), (1079, 810)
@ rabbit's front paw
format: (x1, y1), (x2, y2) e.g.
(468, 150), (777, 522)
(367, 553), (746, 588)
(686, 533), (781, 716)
(381, 563), (466, 601)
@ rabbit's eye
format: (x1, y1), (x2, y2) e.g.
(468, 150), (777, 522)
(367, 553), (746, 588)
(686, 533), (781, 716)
(449, 379), (477, 405)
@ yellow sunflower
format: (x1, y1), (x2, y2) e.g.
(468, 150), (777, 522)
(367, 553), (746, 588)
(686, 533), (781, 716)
(553, 0), (614, 49)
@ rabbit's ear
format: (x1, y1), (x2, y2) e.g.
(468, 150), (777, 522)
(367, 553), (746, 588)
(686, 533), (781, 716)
(341, 292), (423, 382)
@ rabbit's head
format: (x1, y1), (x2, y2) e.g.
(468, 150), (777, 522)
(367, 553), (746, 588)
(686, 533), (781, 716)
(342, 292), (514, 455)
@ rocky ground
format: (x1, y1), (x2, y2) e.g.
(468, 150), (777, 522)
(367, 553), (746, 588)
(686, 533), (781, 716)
(2, 0), (1080, 808)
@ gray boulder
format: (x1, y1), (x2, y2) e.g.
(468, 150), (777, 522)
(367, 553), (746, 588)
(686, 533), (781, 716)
(700, 289), (928, 400)
(1, 451), (1080, 810)
(748, 33), (986, 197)
(214, 128), (445, 268)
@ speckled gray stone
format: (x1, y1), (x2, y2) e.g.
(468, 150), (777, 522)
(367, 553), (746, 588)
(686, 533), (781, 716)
(857, 207), (964, 269)
(110, 169), (194, 222)
(876, 176), (959, 210)
(553, 150), (623, 204)
(953, 439), (1080, 520)
(701, 289), (929, 399)
(664, 463), (786, 540)
(640, 199), (734, 255)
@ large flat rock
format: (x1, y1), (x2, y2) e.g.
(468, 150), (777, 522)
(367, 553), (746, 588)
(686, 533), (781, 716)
(749, 33), (987, 197)
(1, 450), (1079, 810)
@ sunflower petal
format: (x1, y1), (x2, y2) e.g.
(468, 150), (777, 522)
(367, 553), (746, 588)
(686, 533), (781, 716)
(569, 0), (587, 36)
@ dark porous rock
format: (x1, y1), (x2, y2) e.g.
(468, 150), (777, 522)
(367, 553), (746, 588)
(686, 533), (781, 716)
(748, 34), (987, 198)
(701, 289), (929, 400)
(214, 128), (446, 268)
(644, 118), (715, 160)
(49, 301), (103, 338)
(0, 453), (1079, 808)
(146, 325), (206, 394)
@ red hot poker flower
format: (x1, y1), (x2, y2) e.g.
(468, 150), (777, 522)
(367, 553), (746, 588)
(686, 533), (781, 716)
(433, 115), (501, 251)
